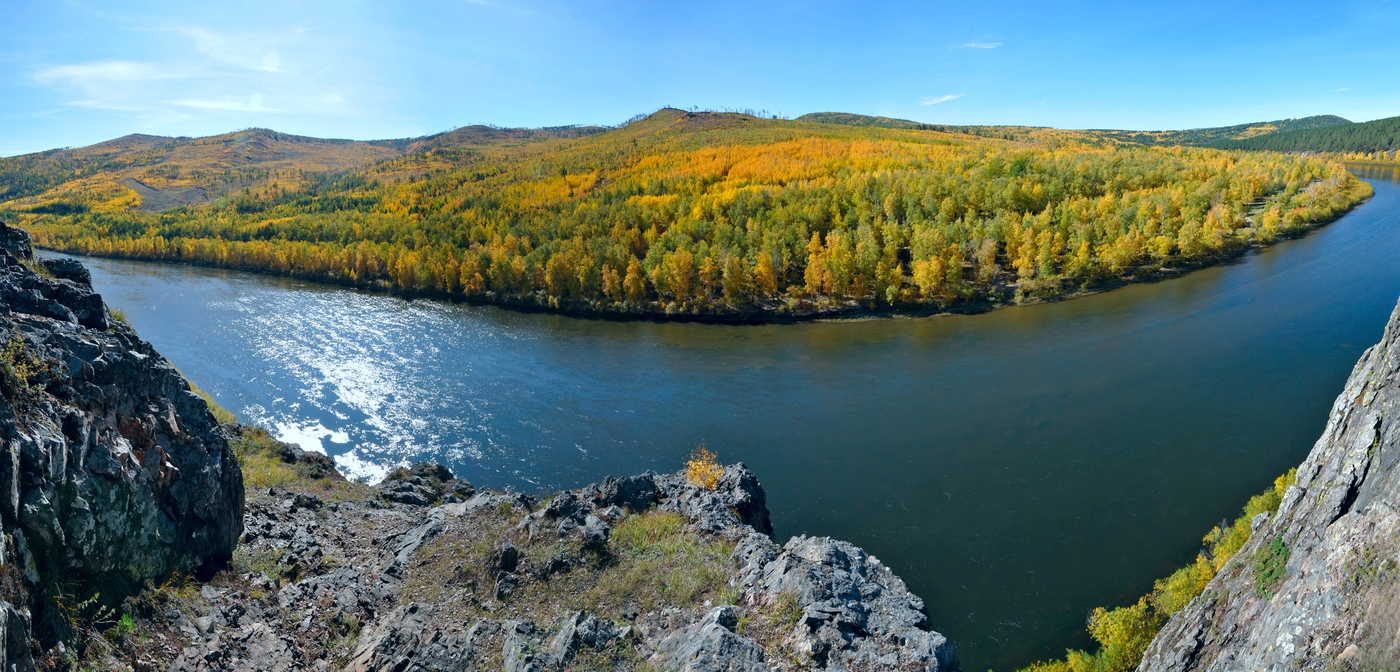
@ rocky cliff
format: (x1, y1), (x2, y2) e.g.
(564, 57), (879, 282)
(0, 223), (244, 670)
(1139, 298), (1400, 671)
(151, 456), (959, 671)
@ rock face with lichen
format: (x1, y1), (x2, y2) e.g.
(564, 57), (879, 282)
(1139, 298), (1400, 671)
(0, 223), (243, 670)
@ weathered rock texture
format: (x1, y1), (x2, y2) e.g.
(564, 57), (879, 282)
(1140, 298), (1400, 671)
(0, 224), (243, 669)
(157, 457), (958, 671)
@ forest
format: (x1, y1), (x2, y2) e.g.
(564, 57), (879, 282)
(1214, 115), (1400, 153)
(0, 108), (1373, 319)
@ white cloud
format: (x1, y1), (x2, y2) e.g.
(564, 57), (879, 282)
(180, 27), (289, 72)
(958, 42), (1002, 49)
(34, 60), (180, 85)
(921, 93), (965, 106)
(29, 23), (361, 127)
(170, 94), (282, 113)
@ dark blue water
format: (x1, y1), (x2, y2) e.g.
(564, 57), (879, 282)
(49, 168), (1400, 670)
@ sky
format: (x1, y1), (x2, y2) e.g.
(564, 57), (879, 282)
(2, 0), (1399, 157)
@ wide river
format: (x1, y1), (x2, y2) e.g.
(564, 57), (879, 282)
(45, 167), (1400, 670)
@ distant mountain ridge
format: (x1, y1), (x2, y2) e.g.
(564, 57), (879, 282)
(796, 111), (1355, 147)
(0, 124), (607, 203)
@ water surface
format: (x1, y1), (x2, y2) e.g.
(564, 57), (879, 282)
(52, 169), (1400, 670)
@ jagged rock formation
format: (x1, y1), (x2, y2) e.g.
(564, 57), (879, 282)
(166, 457), (958, 671)
(0, 224), (244, 669)
(1140, 298), (1400, 671)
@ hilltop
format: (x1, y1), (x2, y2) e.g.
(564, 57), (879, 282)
(0, 108), (1373, 321)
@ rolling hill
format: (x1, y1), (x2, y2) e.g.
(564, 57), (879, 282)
(0, 108), (1372, 320)
(1211, 115), (1400, 153)
(797, 112), (1354, 147)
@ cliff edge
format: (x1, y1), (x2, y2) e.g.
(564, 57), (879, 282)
(1140, 298), (1400, 670)
(0, 223), (244, 670)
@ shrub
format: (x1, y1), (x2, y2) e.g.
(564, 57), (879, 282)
(685, 444), (723, 490)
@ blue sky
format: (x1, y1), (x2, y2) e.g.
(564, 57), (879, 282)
(3, 0), (1398, 156)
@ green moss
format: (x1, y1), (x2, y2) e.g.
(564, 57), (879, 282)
(1254, 536), (1290, 599)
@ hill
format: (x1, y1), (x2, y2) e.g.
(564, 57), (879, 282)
(1212, 115), (1400, 153)
(798, 112), (1353, 147)
(1092, 115), (1351, 146)
(2, 108), (1372, 320)
(0, 123), (608, 208)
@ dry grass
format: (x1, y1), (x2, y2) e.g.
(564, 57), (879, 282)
(229, 427), (371, 502)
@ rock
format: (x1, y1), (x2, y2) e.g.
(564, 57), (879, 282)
(0, 225), (31, 261)
(372, 508), (446, 600)
(495, 572), (519, 600)
(496, 542), (519, 572)
(502, 620), (551, 672)
(655, 606), (767, 672)
(654, 463), (774, 537)
(376, 462), (473, 507)
(38, 258), (90, 287)
(345, 602), (432, 671)
(1141, 296), (1400, 670)
(593, 473), (658, 512)
(0, 227), (243, 667)
(548, 611), (620, 662)
(0, 602), (33, 672)
(746, 535), (958, 670)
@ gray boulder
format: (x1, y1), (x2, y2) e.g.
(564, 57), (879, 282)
(655, 606), (767, 672)
(738, 535), (959, 671)
(502, 620), (551, 672)
(549, 610), (621, 662)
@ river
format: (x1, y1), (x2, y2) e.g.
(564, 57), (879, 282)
(44, 167), (1400, 670)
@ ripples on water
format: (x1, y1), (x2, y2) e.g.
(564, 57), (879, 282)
(52, 170), (1400, 671)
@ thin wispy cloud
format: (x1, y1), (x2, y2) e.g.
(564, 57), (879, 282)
(958, 42), (1002, 49)
(172, 94), (281, 113)
(34, 60), (182, 84)
(179, 27), (291, 72)
(1336, 87), (1352, 92)
(28, 24), (356, 122)
(921, 93), (965, 106)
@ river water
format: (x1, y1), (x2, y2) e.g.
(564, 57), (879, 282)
(45, 167), (1400, 670)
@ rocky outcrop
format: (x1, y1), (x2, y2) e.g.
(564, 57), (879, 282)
(0, 223), (243, 668)
(326, 463), (958, 671)
(1139, 298), (1400, 671)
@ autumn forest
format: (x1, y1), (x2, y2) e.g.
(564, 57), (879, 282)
(0, 108), (1374, 319)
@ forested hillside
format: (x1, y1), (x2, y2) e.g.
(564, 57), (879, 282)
(796, 112), (1352, 147)
(1213, 115), (1400, 153)
(0, 108), (1372, 319)
(1094, 115), (1351, 147)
